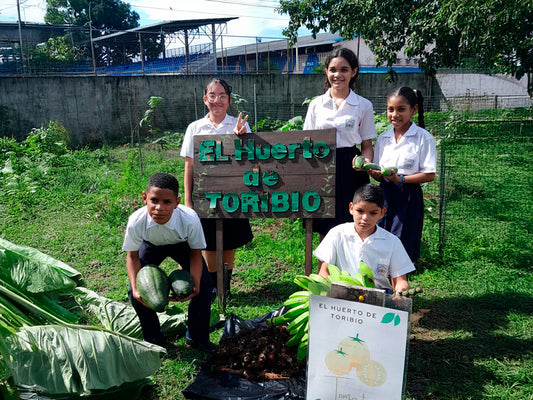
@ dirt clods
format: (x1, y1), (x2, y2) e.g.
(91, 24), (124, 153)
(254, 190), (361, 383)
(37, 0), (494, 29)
(209, 325), (304, 382)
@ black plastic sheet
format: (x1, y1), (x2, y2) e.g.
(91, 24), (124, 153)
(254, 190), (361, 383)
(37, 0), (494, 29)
(182, 310), (305, 400)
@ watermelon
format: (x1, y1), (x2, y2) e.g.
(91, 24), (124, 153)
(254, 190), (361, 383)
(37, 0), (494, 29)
(136, 265), (170, 312)
(169, 269), (194, 299)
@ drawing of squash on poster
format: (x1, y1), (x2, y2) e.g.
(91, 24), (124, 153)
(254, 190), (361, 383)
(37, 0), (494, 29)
(324, 333), (387, 386)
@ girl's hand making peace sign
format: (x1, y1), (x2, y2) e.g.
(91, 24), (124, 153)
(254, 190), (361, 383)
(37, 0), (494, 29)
(233, 112), (249, 135)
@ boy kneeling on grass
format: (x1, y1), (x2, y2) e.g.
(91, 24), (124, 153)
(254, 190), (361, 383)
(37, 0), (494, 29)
(314, 183), (415, 294)
(122, 172), (215, 352)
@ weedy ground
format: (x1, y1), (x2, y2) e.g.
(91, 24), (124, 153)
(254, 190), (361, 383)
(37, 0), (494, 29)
(0, 109), (531, 399)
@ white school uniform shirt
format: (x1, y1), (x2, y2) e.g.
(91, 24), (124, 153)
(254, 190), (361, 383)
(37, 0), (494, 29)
(122, 204), (206, 251)
(373, 122), (437, 175)
(313, 223), (415, 291)
(303, 89), (376, 148)
(180, 113), (251, 159)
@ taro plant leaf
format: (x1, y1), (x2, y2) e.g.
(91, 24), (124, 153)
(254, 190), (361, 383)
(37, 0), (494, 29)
(0, 239), (168, 397)
(0, 238), (81, 293)
(0, 279), (77, 325)
(72, 287), (188, 339)
(72, 287), (143, 338)
(0, 331), (13, 381)
(3, 324), (165, 395)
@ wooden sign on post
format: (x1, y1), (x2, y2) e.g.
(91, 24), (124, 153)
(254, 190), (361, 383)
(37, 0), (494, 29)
(193, 129), (336, 219)
(192, 129), (336, 305)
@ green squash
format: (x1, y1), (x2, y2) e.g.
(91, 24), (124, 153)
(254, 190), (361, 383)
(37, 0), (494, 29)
(169, 269), (194, 299)
(136, 265), (170, 312)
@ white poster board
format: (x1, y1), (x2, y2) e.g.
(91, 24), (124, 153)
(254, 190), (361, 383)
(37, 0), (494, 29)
(306, 295), (409, 400)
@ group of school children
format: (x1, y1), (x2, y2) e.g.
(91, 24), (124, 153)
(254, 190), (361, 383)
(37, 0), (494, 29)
(122, 47), (437, 351)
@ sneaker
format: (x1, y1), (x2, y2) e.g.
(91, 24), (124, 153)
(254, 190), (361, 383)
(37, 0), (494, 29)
(185, 332), (217, 353)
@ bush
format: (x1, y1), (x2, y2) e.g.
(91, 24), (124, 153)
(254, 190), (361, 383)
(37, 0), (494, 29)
(24, 120), (70, 155)
(255, 117), (286, 132)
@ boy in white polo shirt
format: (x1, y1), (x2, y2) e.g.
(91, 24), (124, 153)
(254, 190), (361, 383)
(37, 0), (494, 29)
(122, 173), (214, 351)
(313, 183), (415, 294)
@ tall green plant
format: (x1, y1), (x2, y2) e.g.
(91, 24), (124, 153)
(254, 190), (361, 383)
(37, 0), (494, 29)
(137, 96), (164, 175)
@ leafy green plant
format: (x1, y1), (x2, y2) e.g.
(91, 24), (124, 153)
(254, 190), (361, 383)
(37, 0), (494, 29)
(140, 96), (164, 138)
(255, 117), (286, 132)
(24, 120), (70, 155)
(374, 113), (391, 135)
(0, 238), (168, 397)
(28, 36), (80, 64)
(149, 131), (184, 149)
(230, 93), (249, 117)
(278, 115), (304, 131)
(0, 138), (22, 163)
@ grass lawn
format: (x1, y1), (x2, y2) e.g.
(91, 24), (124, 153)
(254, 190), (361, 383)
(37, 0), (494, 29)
(0, 113), (532, 399)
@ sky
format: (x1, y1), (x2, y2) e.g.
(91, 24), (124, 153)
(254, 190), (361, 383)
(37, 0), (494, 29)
(0, 0), (308, 48)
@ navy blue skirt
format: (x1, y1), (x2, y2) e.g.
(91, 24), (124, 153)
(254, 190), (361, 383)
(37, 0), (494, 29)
(378, 180), (424, 262)
(201, 218), (253, 251)
(313, 145), (370, 236)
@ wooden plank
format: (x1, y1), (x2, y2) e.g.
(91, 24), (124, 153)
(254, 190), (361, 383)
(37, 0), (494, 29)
(193, 129), (336, 219)
(193, 173), (334, 192)
(215, 219), (225, 311)
(330, 283), (387, 307)
(304, 218), (313, 275)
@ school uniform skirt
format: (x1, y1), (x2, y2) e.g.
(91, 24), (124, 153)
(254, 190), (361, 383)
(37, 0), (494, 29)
(201, 218), (254, 251)
(378, 180), (424, 262)
(313, 145), (370, 236)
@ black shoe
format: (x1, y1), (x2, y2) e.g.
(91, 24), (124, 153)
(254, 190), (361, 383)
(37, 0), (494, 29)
(185, 333), (217, 353)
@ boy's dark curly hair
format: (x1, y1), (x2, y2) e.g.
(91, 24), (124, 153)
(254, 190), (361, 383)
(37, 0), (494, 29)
(146, 173), (180, 197)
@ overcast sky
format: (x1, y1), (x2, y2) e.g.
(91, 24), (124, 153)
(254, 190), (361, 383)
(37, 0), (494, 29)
(0, 0), (310, 48)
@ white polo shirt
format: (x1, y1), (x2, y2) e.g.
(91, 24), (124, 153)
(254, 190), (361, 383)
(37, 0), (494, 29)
(122, 204), (206, 251)
(373, 123), (437, 175)
(180, 114), (251, 159)
(313, 223), (415, 291)
(303, 89), (376, 148)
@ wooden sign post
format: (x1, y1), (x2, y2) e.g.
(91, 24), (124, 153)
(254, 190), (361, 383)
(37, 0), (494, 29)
(193, 129), (336, 308)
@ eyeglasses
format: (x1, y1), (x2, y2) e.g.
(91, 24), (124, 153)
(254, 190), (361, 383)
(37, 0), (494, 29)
(206, 94), (229, 102)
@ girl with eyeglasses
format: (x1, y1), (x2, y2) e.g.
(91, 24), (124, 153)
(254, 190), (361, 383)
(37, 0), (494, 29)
(180, 78), (253, 300)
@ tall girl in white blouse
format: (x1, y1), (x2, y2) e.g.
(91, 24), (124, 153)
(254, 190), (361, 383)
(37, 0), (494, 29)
(304, 47), (376, 240)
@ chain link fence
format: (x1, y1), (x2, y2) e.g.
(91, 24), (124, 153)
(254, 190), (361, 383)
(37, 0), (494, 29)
(437, 118), (533, 260)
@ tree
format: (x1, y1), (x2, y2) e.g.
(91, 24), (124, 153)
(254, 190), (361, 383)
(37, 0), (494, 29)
(29, 36), (79, 65)
(44, 0), (162, 65)
(45, 0), (140, 31)
(277, 0), (533, 95)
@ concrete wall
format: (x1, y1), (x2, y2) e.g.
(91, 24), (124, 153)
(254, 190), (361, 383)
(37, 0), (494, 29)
(0, 73), (440, 145)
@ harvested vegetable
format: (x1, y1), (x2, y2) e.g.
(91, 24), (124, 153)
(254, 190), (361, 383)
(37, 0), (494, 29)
(136, 265), (170, 312)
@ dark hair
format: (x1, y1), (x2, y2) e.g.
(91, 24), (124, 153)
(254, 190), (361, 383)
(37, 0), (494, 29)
(388, 87), (425, 128)
(323, 47), (360, 92)
(352, 183), (385, 208)
(205, 77), (232, 96)
(146, 173), (180, 197)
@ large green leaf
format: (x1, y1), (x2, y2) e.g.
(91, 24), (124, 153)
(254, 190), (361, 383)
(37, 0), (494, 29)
(72, 287), (188, 339)
(0, 238), (81, 293)
(4, 324), (164, 395)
